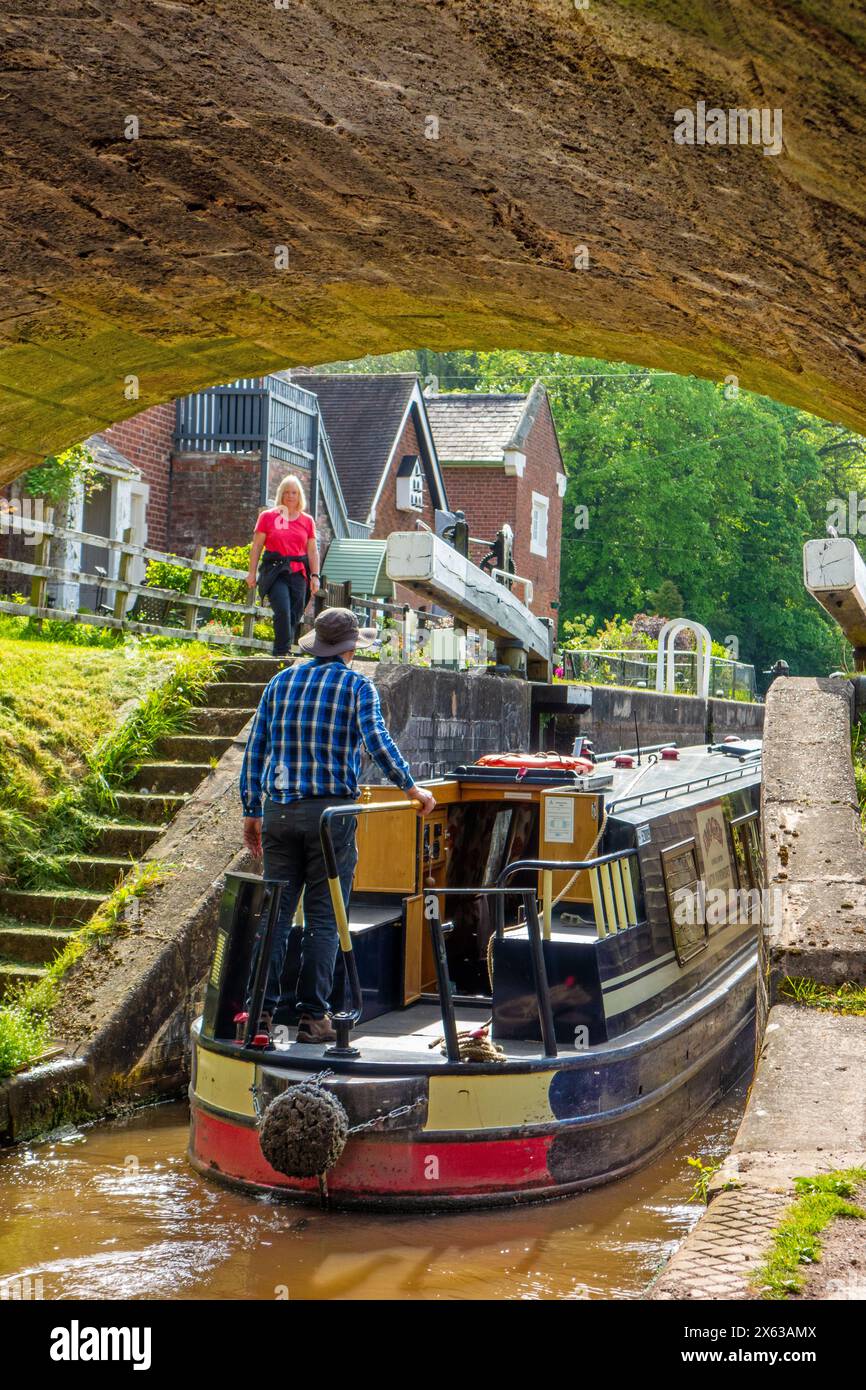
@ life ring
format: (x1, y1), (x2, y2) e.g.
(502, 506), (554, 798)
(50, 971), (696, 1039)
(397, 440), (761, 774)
(476, 752), (595, 775)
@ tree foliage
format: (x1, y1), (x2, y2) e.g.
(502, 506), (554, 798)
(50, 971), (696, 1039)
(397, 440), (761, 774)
(24, 444), (104, 506)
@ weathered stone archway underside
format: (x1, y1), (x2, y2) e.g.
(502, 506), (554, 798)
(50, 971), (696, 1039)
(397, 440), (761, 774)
(1, 0), (865, 480)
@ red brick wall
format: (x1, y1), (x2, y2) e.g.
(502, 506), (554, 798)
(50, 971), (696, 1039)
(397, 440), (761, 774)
(444, 469), (517, 562)
(369, 409), (440, 610)
(103, 404), (175, 551)
(167, 452), (262, 556)
(167, 454), (333, 561)
(441, 396), (563, 629)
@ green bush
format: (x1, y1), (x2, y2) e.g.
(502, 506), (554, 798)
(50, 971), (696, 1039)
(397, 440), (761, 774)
(145, 543), (253, 606)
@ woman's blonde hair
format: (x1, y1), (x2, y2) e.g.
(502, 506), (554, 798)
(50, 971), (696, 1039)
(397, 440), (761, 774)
(274, 474), (307, 512)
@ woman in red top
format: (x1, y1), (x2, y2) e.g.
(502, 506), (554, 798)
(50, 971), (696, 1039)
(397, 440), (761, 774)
(247, 475), (320, 656)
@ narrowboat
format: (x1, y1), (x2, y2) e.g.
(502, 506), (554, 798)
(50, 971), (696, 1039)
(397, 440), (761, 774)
(188, 737), (763, 1209)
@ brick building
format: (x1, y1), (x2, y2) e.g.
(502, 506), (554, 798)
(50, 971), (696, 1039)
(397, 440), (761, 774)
(293, 373), (449, 606)
(101, 403), (174, 551)
(425, 382), (566, 627)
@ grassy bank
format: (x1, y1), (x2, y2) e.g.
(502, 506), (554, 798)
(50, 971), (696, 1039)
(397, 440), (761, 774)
(0, 861), (168, 1077)
(0, 634), (219, 886)
(752, 1169), (866, 1299)
(0, 629), (224, 1077)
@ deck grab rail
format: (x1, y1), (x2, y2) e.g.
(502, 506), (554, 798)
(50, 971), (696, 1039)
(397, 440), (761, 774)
(318, 802), (564, 1058)
(497, 849), (641, 941)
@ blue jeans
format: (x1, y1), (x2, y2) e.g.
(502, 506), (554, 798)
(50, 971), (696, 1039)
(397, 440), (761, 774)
(260, 796), (358, 1018)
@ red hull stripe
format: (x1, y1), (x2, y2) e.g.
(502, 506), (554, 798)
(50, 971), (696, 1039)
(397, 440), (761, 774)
(191, 1104), (553, 1196)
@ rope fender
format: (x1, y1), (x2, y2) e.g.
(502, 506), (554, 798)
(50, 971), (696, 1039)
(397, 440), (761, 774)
(258, 1079), (349, 1179)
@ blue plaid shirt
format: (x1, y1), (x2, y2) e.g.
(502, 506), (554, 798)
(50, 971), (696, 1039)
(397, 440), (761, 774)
(240, 659), (415, 817)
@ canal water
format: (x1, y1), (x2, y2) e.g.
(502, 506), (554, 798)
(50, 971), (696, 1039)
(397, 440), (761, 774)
(0, 1083), (746, 1301)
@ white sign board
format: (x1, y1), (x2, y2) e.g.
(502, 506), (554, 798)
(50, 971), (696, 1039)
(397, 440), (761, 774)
(544, 795), (575, 845)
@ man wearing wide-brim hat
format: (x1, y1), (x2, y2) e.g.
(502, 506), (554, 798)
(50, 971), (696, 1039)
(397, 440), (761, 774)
(240, 607), (436, 1044)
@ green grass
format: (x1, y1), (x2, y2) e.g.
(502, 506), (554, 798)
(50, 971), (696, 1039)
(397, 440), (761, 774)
(780, 976), (866, 1016)
(752, 1169), (866, 1300)
(0, 998), (50, 1077)
(85, 645), (220, 811)
(0, 860), (169, 1079)
(0, 637), (172, 874)
(0, 638), (221, 885)
(0, 631), (222, 1078)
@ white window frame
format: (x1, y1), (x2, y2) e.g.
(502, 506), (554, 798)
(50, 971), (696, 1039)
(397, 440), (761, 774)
(530, 491), (549, 558)
(396, 457), (425, 513)
(409, 460), (424, 511)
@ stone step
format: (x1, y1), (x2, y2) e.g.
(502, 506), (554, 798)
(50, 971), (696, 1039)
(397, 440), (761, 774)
(0, 923), (74, 966)
(220, 657), (292, 682)
(60, 855), (132, 892)
(0, 961), (45, 1000)
(113, 791), (189, 824)
(87, 822), (162, 857)
(0, 888), (105, 928)
(156, 734), (234, 762)
(185, 706), (255, 736)
(202, 681), (265, 709)
(131, 761), (213, 794)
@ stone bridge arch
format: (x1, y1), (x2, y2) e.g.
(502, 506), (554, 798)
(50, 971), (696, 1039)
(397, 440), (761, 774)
(1, 0), (865, 481)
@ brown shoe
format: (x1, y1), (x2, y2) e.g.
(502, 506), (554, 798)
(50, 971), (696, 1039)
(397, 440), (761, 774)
(295, 1014), (337, 1044)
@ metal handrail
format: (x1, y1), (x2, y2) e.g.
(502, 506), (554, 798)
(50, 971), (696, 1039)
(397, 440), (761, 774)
(608, 761), (762, 813)
(320, 801), (418, 1055)
(497, 849), (641, 941)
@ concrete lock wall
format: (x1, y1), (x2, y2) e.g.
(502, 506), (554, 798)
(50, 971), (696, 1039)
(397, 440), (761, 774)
(651, 676), (866, 1301)
(370, 665), (532, 780)
(534, 684), (764, 753)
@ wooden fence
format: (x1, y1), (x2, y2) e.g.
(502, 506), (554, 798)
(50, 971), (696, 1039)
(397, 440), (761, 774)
(0, 510), (346, 651)
(0, 511), (484, 661)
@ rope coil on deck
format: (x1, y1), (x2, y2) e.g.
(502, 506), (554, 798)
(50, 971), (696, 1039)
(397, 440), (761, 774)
(429, 1022), (506, 1063)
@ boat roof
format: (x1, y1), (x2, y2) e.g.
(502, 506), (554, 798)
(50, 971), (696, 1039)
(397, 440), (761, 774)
(446, 741), (761, 825)
(602, 742), (761, 824)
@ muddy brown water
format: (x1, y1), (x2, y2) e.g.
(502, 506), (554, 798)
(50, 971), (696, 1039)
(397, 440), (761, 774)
(0, 1084), (746, 1301)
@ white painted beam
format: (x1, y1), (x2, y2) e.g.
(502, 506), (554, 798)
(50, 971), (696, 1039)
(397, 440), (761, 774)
(385, 531), (552, 666)
(803, 537), (866, 649)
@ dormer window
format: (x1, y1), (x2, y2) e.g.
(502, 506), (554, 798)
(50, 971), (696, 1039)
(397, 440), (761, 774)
(396, 455), (424, 512)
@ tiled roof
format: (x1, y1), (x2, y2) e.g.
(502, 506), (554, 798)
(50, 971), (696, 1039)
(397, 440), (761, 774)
(291, 373), (418, 521)
(84, 433), (140, 479)
(425, 393), (531, 464)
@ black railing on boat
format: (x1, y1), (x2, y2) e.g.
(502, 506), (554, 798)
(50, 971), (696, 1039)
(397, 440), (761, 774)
(240, 807), (649, 1063)
(607, 759), (761, 813)
(243, 880), (284, 1049)
(318, 800), (565, 1060)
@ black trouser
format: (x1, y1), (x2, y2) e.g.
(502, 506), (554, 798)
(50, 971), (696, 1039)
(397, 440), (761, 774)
(268, 571), (308, 655)
(259, 796), (358, 1018)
